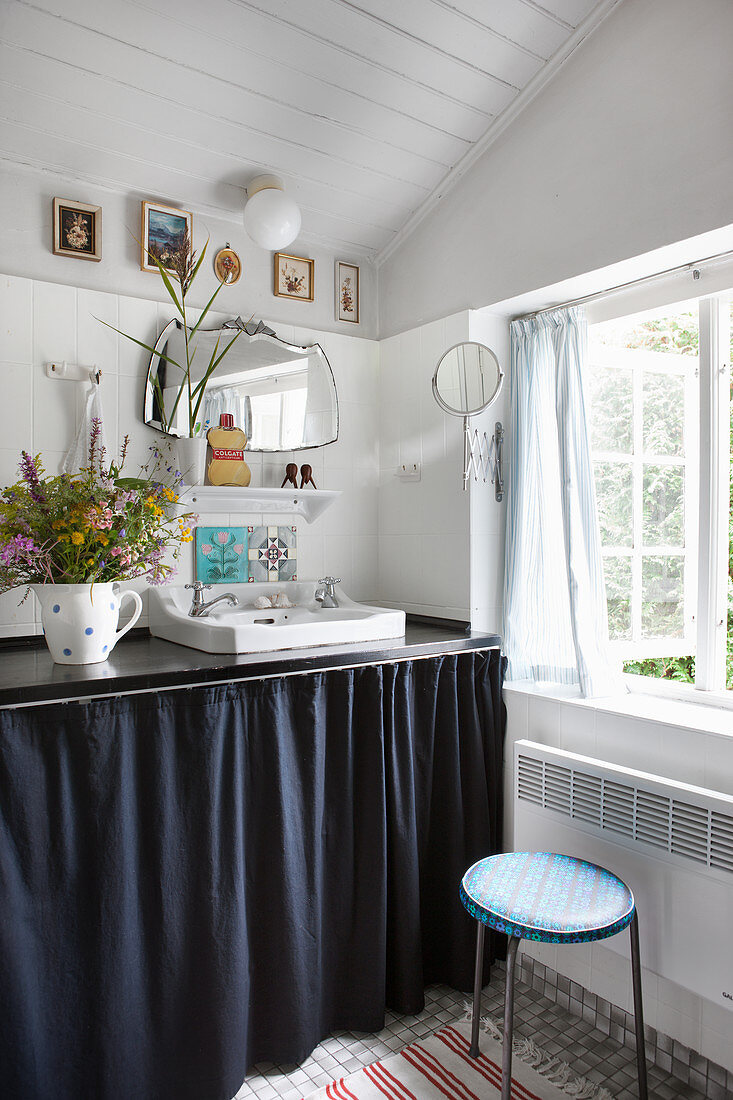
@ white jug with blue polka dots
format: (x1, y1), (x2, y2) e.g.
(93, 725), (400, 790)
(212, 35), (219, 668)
(33, 583), (143, 664)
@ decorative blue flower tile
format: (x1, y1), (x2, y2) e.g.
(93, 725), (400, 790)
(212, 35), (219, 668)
(195, 527), (248, 583)
(247, 525), (297, 582)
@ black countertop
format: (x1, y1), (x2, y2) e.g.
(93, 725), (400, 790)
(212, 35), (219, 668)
(0, 623), (502, 707)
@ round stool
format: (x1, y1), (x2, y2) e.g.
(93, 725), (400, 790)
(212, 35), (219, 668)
(460, 852), (648, 1100)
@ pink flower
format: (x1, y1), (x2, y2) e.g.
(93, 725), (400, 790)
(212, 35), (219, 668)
(216, 531), (229, 544)
(233, 543), (244, 555)
(201, 543), (213, 555)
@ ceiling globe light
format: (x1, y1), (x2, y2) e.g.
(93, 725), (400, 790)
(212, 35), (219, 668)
(244, 174), (301, 250)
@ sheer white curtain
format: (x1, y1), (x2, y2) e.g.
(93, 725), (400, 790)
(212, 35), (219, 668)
(503, 306), (620, 697)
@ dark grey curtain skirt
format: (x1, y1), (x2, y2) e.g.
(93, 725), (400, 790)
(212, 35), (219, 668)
(0, 649), (506, 1100)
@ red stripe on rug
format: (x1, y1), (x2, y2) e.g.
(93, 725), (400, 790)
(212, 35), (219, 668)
(364, 1061), (416, 1100)
(371, 1060), (418, 1100)
(327, 1078), (359, 1100)
(438, 1025), (543, 1100)
(401, 1044), (480, 1100)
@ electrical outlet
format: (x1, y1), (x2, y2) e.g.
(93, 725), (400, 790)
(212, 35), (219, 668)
(396, 462), (421, 481)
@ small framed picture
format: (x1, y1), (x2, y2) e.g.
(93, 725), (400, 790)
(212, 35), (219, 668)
(53, 198), (102, 262)
(336, 261), (360, 323)
(274, 253), (314, 301)
(213, 246), (242, 285)
(141, 200), (192, 272)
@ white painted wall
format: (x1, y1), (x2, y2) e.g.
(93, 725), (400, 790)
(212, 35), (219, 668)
(504, 684), (733, 1073)
(0, 163), (378, 339)
(377, 311), (471, 620)
(376, 308), (509, 626)
(0, 272), (379, 637)
(467, 311), (510, 634)
(378, 0), (733, 337)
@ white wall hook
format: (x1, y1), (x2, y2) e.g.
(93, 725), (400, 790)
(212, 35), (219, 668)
(46, 361), (101, 385)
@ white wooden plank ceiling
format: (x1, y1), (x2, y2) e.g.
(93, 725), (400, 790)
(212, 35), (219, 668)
(0, 0), (618, 260)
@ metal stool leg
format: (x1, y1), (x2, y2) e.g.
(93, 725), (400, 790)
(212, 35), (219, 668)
(501, 935), (521, 1100)
(469, 920), (486, 1058)
(629, 911), (648, 1099)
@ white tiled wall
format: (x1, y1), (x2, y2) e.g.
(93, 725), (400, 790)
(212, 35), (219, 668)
(0, 273), (379, 636)
(503, 684), (733, 1072)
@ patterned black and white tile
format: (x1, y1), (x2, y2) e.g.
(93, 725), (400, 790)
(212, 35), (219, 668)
(247, 525), (297, 582)
(234, 962), (722, 1100)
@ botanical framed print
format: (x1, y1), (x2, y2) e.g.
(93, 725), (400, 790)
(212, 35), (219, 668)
(213, 246), (242, 285)
(52, 198), (101, 262)
(274, 253), (314, 301)
(141, 200), (192, 272)
(336, 261), (359, 324)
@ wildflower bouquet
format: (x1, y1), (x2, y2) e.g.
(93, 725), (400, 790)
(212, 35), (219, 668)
(0, 421), (195, 592)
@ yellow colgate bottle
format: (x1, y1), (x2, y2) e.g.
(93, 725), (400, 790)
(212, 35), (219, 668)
(206, 413), (251, 487)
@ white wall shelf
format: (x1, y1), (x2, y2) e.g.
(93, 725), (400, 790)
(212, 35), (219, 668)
(176, 485), (341, 524)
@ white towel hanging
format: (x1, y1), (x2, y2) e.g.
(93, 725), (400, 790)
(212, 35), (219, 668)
(62, 377), (108, 475)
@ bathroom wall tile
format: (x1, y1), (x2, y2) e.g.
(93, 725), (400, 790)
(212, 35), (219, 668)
(321, 467), (353, 536)
(116, 370), (160, 472)
(700, 1027), (733, 1075)
(378, 534), (402, 605)
(0, 363), (32, 452)
(558, 699), (597, 756)
(551, 940), (593, 992)
(77, 289), (118, 375)
(248, 525), (297, 581)
(594, 712), (662, 775)
(33, 356), (77, 455)
(704, 733), (733, 797)
(658, 725), (707, 788)
(0, 446), (22, 488)
(296, 531), (324, 582)
(0, 588), (36, 631)
(654, 1002), (700, 1055)
(33, 281), (76, 366)
(527, 694), (562, 744)
(118, 296), (160, 376)
(196, 526), (248, 583)
(351, 535), (378, 601)
(0, 275), (32, 363)
(319, 534), (354, 594)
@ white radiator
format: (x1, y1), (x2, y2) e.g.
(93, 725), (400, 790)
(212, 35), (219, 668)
(513, 739), (733, 1011)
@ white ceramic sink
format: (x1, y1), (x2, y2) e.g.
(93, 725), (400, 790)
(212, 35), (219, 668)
(148, 582), (406, 654)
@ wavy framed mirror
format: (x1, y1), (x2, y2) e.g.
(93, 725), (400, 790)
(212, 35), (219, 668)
(144, 317), (339, 452)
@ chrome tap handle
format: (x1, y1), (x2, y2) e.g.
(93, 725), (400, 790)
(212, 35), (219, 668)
(318, 576), (341, 590)
(185, 581), (212, 612)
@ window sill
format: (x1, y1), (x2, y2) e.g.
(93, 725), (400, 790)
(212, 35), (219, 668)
(504, 678), (733, 739)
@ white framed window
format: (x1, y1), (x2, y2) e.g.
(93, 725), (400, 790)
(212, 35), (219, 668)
(587, 291), (731, 695)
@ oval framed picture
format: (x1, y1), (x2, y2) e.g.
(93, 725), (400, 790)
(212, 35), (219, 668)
(214, 247), (242, 285)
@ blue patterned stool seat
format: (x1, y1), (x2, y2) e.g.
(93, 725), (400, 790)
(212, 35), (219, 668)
(460, 851), (648, 1099)
(460, 851), (635, 944)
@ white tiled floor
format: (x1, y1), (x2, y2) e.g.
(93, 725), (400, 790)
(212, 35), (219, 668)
(233, 967), (712, 1100)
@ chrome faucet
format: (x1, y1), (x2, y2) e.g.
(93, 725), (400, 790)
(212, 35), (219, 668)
(185, 582), (239, 618)
(314, 576), (340, 608)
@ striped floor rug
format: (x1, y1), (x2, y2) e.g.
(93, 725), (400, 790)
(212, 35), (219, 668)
(301, 1018), (614, 1100)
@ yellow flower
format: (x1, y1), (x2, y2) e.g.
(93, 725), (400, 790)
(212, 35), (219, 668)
(57, 533), (70, 542)
(98, 534), (109, 546)
(71, 531), (84, 545)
